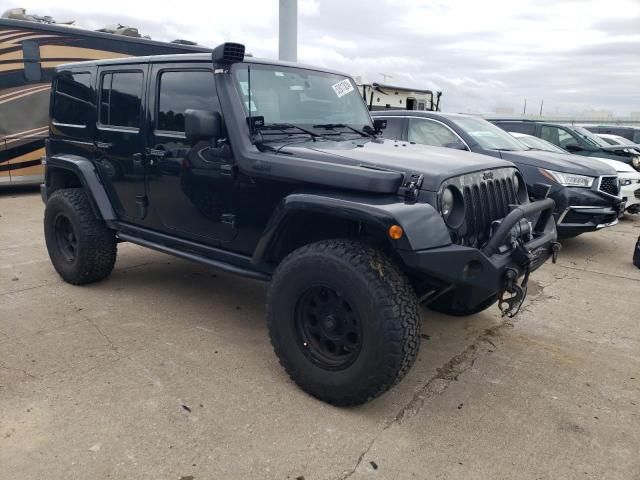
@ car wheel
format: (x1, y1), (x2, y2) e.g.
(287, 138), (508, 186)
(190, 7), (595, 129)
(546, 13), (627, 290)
(44, 188), (117, 285)
(267, 239), (420, 406)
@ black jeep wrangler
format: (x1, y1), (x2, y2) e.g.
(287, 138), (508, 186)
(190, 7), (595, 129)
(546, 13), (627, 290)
(41, 43), (558, 405)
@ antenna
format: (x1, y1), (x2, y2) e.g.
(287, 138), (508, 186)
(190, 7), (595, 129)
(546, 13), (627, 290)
(248, 65), (252, 135)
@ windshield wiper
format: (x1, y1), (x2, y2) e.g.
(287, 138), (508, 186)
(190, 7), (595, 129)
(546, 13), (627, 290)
(256, 123), (322, 139)
(313, 123), (371, 137)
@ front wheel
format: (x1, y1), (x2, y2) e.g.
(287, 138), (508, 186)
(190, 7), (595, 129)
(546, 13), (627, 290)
(267, 239), (420, 406)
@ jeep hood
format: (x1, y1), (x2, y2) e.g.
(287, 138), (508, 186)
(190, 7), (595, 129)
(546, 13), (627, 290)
(500, 150), (617, 176)
(281, 138), (514, 191)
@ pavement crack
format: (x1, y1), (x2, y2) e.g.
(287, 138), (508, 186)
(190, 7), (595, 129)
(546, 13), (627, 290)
(337, 437), (377, 480)
(84, 316), (118, 353)
(336, 321), (510, 480)
(0, 362), (38, 379)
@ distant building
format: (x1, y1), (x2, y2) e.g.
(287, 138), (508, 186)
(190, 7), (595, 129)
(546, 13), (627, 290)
(494, 107), (515, 114)
(357, 82), (442, 111)
(580, 109), (614, 118)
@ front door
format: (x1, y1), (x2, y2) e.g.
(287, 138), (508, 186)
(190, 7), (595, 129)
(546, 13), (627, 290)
(95, 67), (147, 221)
(145, 64), (237, 245)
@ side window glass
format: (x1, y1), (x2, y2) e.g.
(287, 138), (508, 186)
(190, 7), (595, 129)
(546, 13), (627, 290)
(540, 126), (560, 145)
(558, 128), (578, 148)
(157, 70), (218, 132)
(100, 71), (143, 128)
(408, 118), (459, 147)
(52, 71), (92, 126)
(381, 117), (403, 140)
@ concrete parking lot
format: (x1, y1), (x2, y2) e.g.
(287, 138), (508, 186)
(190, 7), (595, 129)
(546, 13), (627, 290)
(1, 187), (639, 480)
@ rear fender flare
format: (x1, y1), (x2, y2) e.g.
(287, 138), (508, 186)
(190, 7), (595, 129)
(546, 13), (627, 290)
(45, 155), (115, 221)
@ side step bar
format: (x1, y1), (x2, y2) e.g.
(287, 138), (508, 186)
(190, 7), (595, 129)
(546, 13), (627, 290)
(116, 230), (271, 282)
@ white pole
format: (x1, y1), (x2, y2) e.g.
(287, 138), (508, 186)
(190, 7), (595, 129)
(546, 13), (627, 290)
(279, 0), (298, 62)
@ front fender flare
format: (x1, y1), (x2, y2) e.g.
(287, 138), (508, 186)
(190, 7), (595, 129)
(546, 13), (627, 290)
(252, 192), (451, 266)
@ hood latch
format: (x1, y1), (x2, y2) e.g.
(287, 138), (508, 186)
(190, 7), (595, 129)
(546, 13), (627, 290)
(399, 172), (424, 203)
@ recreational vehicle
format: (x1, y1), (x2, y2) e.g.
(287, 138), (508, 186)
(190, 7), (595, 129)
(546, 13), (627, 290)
(0, 8), (209, 185)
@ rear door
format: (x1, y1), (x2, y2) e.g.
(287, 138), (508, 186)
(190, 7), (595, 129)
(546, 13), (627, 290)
(145, 63), (237, 244)
(95, 66), (147, 221)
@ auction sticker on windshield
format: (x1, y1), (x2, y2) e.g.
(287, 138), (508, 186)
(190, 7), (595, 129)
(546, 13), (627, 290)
(332, 79), (354, 98)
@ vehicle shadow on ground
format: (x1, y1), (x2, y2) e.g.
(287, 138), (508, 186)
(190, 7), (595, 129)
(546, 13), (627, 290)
(104, 246), (479, 345)
(0, 185), (40, 198)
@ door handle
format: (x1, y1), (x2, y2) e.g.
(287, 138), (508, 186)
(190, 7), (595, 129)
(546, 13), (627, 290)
(95, 141), (112, 149)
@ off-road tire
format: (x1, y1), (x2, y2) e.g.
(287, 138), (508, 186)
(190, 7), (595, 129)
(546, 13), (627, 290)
(266, 239), (420, 406)
(428, 291), (499, 317)
(44, 188), (117, 285)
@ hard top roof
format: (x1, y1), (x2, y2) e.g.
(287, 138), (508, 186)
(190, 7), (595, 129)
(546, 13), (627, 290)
(56, 53), (350, 78)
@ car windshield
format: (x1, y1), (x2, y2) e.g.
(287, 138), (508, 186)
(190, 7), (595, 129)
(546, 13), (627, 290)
(573, 127), (611, 148)
(514, 134), (567, 153)
(452, 116), (526, 151)
(233, 63), (372, 134)
(608, 135), (634, 146)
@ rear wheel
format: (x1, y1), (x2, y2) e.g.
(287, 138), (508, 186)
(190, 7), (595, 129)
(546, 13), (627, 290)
(267, 239), (420, 406)
(44, 188), (117, 285)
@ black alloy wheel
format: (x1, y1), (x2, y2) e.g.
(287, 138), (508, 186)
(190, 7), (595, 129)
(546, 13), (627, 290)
(295, 285), (363, 370)
(53, 214), (78, 263)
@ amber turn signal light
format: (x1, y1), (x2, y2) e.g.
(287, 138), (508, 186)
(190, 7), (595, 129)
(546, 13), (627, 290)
(388, 224), (404, 240)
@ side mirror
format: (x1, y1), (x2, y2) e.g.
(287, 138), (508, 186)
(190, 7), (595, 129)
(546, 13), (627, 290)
(373, 119), (387, 133)
(185, 109), (223, 142)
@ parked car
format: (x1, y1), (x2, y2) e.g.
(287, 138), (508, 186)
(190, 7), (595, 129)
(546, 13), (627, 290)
(585, 125), (640, 144)
(40, 43), (559, 406)
(371, 111), (622, 238)
(509, 132), (568, 154)
(489, 120), (640, 171)
(596, 133), (640, 152)
(593, 159), (640, 215)
(509, 132), (640, 216)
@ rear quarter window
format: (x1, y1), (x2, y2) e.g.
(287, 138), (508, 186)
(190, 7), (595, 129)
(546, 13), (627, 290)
(52, 71), (93, 128)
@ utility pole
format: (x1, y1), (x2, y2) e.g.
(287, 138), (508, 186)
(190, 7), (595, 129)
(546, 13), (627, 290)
(279, 0), (297, 62)
(539, 99), (544, 116)
(522, 98), (527, 116)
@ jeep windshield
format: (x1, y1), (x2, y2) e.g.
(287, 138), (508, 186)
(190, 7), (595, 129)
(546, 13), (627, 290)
(233, 63), (373, 139)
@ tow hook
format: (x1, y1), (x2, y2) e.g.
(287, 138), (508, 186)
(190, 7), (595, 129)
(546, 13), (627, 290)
(551, 242), (562, 264)
(499, 266), (529, 318)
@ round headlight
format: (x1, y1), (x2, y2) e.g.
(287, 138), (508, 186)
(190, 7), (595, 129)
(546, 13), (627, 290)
(633, 156), (640, 168)
(441, 187), (454, 217)
(440, 186), (465, 228)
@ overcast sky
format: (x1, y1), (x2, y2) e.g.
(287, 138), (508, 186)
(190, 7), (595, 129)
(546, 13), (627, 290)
(9, 0), (640, 115)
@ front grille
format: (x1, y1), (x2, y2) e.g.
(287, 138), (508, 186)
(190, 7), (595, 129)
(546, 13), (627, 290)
(634, 188), (640, 200)
(440, 168), (520, 248)
(599, 176), (620, 196)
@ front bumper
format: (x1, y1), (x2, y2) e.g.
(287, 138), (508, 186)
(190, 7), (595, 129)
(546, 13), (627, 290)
(553, 185), (622, 234)
(399, 198), (557, 308)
